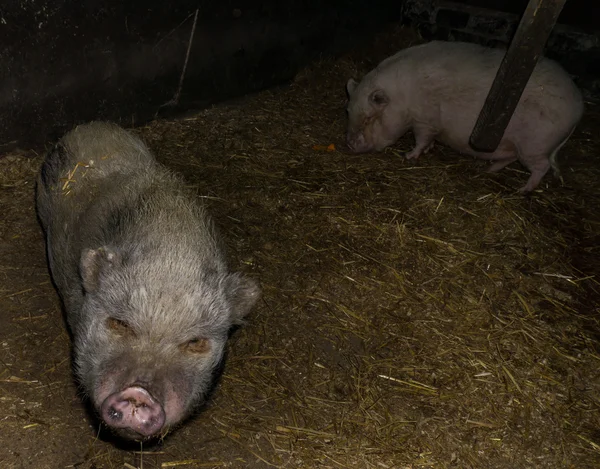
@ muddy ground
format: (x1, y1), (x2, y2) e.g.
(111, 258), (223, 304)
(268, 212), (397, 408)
(1, 26), (599, 469)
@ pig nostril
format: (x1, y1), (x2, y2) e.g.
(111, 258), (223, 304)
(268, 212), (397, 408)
(108, 407), (122, 421)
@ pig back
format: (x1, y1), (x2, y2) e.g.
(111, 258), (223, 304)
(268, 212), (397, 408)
(384, 41), (582, 150)
(35, 122), (204, 320)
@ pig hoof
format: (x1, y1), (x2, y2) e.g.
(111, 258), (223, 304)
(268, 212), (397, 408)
(517, 185), (535, 194)
(403, 150), (420, 160)
(423, 142), (435, 155)
(101, 386), (166, 438)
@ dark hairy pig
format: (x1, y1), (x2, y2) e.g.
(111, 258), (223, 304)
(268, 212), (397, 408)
(36, 121), (260, 441)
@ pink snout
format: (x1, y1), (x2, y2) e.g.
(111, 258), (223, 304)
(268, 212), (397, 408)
(100, 386), (166, 438)
(346, 132), (372, 153)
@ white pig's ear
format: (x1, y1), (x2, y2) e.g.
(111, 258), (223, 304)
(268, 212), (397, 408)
(369, 89), (390, 108)
(346, 78), (358, 96)
(80, 247), (120, 293)
(224, 273), (261, 324)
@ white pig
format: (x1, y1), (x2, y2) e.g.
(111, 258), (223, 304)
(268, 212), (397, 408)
(345, 40), (584, 192)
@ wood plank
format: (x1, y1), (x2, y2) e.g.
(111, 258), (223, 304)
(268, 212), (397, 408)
(469, 0), (568, 152)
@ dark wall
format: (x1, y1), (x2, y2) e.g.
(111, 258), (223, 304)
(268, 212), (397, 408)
(452, 0), (599, 31)
(0, 1), (400, 151)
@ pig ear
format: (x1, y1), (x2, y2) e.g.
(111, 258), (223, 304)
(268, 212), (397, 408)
(80, 247), (120, 293)
(368, 89), (390, 108)
(224, 273), (261, 324)
(346, 78), (359, 97)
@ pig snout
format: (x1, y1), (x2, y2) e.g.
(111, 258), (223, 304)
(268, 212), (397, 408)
(100, 386), (166, 438)
(346, 131), (372, 154)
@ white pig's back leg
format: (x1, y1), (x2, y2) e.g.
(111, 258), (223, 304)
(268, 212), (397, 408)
(548, 125), (577, 177)
(518, 125), (576, 192)
(518, 154), (552, 193)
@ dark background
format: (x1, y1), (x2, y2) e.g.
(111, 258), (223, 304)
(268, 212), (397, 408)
(0, 0), (597, 151)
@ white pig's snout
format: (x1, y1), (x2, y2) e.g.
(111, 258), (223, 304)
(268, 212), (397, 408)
(346, 131), (371, 153)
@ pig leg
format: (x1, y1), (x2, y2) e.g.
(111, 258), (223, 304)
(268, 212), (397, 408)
(486, 141), (518, 172)
(518, 155), (551, 193)
(403, 124), (438, 160)
(488, 157), (517, 173)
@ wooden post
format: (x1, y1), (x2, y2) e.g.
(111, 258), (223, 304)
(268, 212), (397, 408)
(469, 0), (567, 153)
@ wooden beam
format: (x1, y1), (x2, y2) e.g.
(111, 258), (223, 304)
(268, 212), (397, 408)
(469, 0), (568, 153)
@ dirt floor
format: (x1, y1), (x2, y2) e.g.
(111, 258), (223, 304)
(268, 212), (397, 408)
(1, 25), (600, 469)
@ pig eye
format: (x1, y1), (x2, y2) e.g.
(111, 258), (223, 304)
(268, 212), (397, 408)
(106, 317), (134, 338)
(181, 338), (211, 355)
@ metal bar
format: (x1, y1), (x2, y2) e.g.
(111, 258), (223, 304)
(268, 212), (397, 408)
(469, 0), (568, 152)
